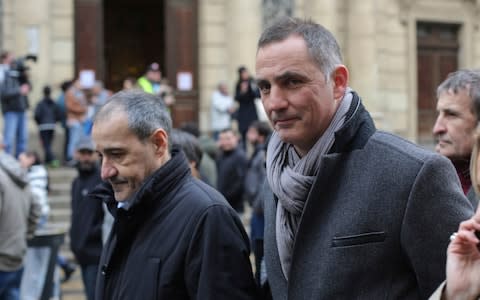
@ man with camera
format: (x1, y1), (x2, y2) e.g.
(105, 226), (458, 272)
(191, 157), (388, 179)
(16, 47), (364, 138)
(0, 51), (31, 158)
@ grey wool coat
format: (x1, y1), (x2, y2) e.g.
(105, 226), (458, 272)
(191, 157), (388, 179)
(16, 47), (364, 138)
(264, 93), (475, 300)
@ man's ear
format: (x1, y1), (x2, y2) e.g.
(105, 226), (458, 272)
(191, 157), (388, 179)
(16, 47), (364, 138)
(332, 65), (349, 100)
(151, 128), (169, 156)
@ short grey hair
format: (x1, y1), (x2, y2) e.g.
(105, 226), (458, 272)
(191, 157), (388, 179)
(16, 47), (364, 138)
(437, 69), (480, 119)
(94, 90), (172, 143)
(257, 17), (342, 81)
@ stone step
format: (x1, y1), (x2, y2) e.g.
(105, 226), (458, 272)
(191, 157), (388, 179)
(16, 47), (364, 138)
(49, 208), (71, 223)
(49, 182), (72, 195)
(48, 167), (77, 183)
(49, 194), (71, 210)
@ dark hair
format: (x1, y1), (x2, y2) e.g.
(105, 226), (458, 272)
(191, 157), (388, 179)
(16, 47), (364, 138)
(95, 90), (172, 142)
(23, 150), (42, 165)
(60, 80), (73, 92)
(170, 129), (203, 167)
(180, 122), (200, 138)
(250, 121), (272, 138)
(257, 17), (342, 82)
(0, 51), (10, 61)
(238, 66), (247, 75)
(437, 69), (480, 119)
(43, 85), (51, 97)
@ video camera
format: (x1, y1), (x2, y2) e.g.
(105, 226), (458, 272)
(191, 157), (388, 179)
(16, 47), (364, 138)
(10, 54), (37, 84)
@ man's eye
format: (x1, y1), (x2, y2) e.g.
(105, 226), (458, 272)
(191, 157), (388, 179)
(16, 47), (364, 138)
(287, 79), (302, 87)
(259, 84), (270, 94)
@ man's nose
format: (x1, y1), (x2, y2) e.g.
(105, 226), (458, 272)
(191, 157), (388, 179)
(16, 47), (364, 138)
(432, 115), (446, 136)
(266, 86), (288, 111)
(100, 159), (117, 181)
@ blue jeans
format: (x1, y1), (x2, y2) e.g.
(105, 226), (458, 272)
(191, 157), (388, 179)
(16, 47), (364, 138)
(3, 112), (27, 158)
(81, 264), (98, 300)
(0, 268), (23, 300)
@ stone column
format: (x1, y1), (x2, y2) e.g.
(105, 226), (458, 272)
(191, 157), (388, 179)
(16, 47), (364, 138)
(345, 0), (378, 112)
(226, 0), (262, 81)
(303, 0), (337, 34)
(262, 0), (294, 28)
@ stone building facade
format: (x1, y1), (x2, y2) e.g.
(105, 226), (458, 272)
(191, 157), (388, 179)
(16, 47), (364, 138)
(2, 0), (480, 146)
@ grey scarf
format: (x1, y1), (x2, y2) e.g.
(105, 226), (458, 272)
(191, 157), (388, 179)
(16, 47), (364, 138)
(266, 89), (353, 279)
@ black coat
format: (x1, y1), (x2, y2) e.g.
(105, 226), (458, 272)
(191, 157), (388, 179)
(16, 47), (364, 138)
(93, 149), (257, 300)
(0, 69), (29, 113)
(34, 97), (62, 128)
(216, 147), (248, 212)
(235, 78), (259, 134)
(69, 167), (104, 266)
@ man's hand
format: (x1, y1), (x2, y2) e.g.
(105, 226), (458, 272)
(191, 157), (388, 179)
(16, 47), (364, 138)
(444, 207), (480, 300)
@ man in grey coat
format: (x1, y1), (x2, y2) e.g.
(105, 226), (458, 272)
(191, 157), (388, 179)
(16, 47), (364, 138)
(255, 17), (475, 299)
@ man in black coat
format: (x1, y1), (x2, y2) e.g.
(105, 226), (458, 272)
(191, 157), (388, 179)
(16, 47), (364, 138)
(69, 136), (105, 300)
(216, 128), (248, 213)
(91, 90), (257, 299)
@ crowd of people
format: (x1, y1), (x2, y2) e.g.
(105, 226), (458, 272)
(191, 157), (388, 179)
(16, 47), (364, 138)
(2, 16), (480, 299)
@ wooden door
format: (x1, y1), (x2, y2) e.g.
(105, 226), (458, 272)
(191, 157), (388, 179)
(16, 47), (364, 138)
(417, 22), (459, 144)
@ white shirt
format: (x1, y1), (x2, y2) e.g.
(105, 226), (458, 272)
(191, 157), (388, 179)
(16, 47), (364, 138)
(210, 90), (234, 131)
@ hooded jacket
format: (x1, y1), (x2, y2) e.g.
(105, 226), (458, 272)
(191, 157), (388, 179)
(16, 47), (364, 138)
(0, 151), (40, 271)
(94, 149), (258, 299)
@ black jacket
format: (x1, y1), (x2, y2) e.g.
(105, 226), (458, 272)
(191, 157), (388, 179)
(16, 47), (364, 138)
(235, 78), (259, 134)
(93, 149), (257, 300)
(216, 147), (248, 212)
(69, 166), (104, 266)
(34, 97), (62, 129)
(0, 69), (29, 113)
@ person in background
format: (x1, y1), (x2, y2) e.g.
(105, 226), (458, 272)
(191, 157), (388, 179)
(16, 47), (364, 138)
(211, 81), (235, 140)
(235, 66), (260, 148)
(180, 122), (218, 188)
(69, 136), (105, 300)
(137, 63), (175, 111)
(34, 86), (62, 167)
(90, 90), (257, 299)
(216, 128), (248, 213)
(170, 128), (204, 181)
(17, 150), (76, 293)
(244, 121), (272, 285)
(255, 17), (474, 299)
(0, 51), (31, 158)
(65, 80), (88, 164)
(18, 151), (49, 226)
(91, 81), (112, 117)
(122, 77), (137, 91)
(433, 69), (480, 208)
(0, 135), (40, 300)
(137, 62), (162, 95)
(56, 80), (73, 164)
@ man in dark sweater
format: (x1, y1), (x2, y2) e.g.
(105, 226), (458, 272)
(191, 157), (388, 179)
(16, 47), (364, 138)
(216, 128), (248, 213)
(69, 136), (105, 300)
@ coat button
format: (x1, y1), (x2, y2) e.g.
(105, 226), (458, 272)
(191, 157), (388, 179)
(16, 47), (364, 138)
(101, 264), (108, 276)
